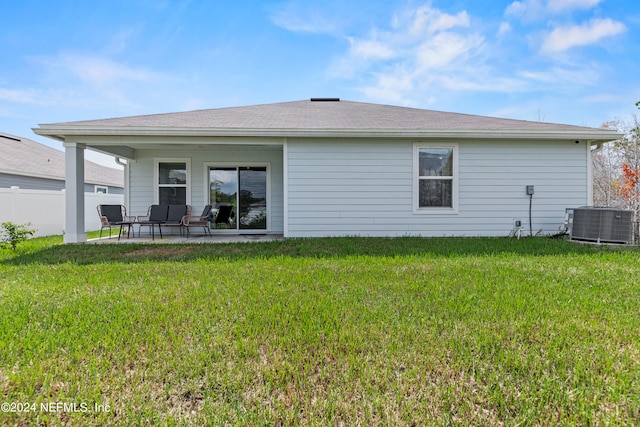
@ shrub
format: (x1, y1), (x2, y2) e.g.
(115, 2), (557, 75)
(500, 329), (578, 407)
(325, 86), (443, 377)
(1, 221), (36, 250)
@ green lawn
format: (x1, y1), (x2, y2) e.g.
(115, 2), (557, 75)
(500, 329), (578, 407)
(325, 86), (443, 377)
(1, 236), (639, 425)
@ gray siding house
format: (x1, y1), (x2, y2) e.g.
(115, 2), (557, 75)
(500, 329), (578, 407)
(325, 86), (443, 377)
(33, 99), (619, 243)
(1, 132), (124, 194)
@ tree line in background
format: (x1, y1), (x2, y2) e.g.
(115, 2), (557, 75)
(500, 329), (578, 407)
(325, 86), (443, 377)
(592, 102), (640, 242)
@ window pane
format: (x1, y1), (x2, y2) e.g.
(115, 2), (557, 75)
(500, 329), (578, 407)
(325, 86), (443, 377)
(209, 168), (237, 206)
(419, 148), (453, 177)
(209, 168), (237, 230)
(239, 167), (267, 230)
(159, 162), (187, 185)
(419, 179), (452, 207)
(159, 187), (186, 205)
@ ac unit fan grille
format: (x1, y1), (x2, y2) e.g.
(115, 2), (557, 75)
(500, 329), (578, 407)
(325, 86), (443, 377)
(570, 207), (632, 244)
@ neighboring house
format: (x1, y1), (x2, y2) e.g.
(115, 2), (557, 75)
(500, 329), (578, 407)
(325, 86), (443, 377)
(33, 99), (620, 243)
(0, 132), (124, 194)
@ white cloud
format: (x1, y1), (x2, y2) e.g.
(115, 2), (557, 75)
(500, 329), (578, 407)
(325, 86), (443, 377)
(48, 53), (164, 87)
(519, 66), (599, 86)
(541, 18), (626, 53)
(414, 32), (483, 71)
(547, 0), (603, 13)
(0, 88), (42, 105)
(400, 5), (470, 36)
(0, 52), (179, 116)
(274, 1), (622, 112)
(104, 28), (137, 55)
(0, 87), (99, 109)
(326, 4), (486, 104)
(347, 36), (396, 60)
(505, 0), (545, 20)
(34, 52), (174, 105)
(438, 74), (530, 92)
(506, 0), (603, 20)
(361, 69), (416, 105)
(269, 3), (341, 35)
(270, 12), (337, 34)
(498, 22), (512, 37)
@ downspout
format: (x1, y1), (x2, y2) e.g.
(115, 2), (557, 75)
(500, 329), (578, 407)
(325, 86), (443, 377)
(588, 140), (606, 207)
(590, 141), (604, 153)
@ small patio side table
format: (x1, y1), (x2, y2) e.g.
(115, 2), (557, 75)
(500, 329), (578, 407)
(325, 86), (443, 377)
(117, 220), (136, 240)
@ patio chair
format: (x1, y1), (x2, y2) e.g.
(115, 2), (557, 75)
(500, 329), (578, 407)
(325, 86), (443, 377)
(137, 204), (169, 240)
(162, 204), (191, 236)
(212, 205), (234, 228)
(97, 204), (135, 240)
(183, 205), (213, 238)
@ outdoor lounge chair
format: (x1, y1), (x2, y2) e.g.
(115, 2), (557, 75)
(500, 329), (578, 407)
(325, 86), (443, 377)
(137, 204), (169, 240)
(97, 204), (135, 240)
(162, 204), (190, 236)
(212, 205), (234, 228)
(183, 205), (213, 237)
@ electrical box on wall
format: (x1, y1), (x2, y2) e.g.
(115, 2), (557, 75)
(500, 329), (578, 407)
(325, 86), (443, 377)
(526, 185), (535, 195)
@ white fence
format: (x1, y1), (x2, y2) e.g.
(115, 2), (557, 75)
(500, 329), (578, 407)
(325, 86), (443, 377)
(0, 187), (124, 237)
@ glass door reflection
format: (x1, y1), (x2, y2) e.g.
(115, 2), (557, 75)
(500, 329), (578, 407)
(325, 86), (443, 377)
(209, 166), (267, 231)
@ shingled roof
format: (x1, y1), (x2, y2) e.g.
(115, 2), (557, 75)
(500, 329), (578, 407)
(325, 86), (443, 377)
(0, 132), (123, 187)
(35, 99), (619, 142)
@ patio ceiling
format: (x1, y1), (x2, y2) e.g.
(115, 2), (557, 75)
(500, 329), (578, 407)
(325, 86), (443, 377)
(75, 137), (284, 161)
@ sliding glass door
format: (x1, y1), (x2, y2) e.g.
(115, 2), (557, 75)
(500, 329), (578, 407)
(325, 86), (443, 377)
(209, 166), (267, 231)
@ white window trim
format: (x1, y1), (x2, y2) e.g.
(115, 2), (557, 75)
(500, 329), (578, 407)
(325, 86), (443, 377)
(154, 158), (191, 205)
(94, 185), (108, 194)
(413, 142), (459, 215)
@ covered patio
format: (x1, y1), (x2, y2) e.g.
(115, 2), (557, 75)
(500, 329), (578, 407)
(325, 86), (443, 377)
(31, 136), (284, 244)
(88, 232), (283, 244)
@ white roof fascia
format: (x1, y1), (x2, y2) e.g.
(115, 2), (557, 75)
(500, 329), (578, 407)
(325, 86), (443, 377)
(34, 125), (622, 142)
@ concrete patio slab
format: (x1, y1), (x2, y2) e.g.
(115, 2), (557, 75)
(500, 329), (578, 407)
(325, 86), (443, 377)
(88, 233), (283, 244)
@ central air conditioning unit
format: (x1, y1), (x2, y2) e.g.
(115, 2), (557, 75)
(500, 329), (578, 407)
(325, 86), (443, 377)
(569, 207), (632, 244)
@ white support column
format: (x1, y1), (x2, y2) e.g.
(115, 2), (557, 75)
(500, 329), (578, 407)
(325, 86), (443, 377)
(64, 142), (87, 243)
(282, 138), (289, 237)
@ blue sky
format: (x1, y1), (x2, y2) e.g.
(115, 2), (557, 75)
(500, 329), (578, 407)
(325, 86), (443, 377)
(1, 0), (638, 167)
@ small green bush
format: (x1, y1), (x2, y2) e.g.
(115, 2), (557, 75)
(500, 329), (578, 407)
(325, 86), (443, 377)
(1, 221), (36, 250)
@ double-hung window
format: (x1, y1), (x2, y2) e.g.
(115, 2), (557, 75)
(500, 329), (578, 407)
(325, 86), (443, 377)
(414, 144), (457, 213)
(156, 159), (190, 205)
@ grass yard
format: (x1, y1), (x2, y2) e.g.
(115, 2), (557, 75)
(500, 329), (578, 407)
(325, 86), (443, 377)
(1, 236), (639, 426)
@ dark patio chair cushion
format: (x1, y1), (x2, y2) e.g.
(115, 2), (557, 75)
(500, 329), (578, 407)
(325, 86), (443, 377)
(146, 204), (169, 223)
(100, 205), (124, 224)
(165, 204), (189, 225)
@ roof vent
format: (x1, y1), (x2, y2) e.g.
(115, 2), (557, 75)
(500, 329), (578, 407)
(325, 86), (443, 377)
(310, 98), (340, 102)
